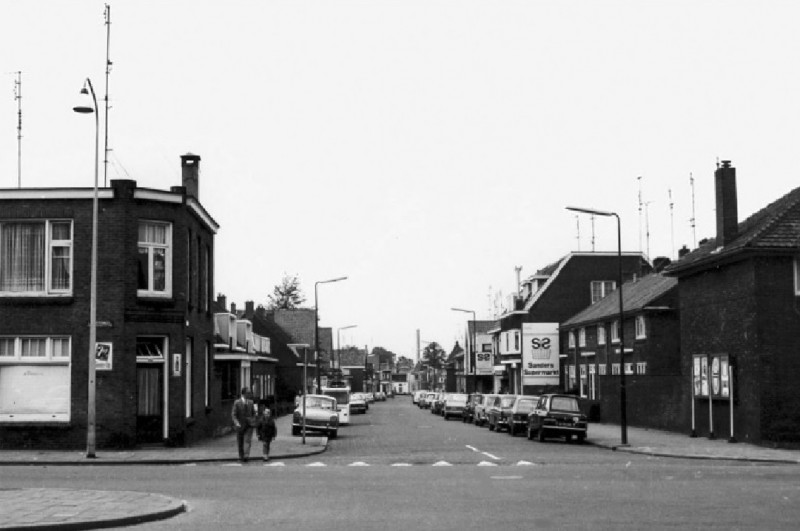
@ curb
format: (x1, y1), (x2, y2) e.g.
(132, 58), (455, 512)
(0, 438), (327, 467)
(589, 440), (800, 465)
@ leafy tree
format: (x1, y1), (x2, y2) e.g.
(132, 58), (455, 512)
(267, 274), (306, 309)
(421, 342), (446, 370)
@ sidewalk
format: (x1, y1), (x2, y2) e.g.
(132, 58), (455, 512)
(0, 413), (326, 466)
(588, 422), (800, 464)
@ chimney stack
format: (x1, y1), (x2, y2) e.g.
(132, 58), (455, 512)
(181, 153), (201, 199)
(715, 160), (738, 246)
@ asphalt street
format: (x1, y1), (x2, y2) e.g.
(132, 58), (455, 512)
(4, 399), (800, 530)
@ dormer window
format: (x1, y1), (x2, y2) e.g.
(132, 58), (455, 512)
(591, 280), (616, 304)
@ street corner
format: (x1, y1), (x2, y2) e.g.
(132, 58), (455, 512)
(0, 488), (186, 530)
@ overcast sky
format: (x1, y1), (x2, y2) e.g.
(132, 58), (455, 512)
(2, 1), (799, 359)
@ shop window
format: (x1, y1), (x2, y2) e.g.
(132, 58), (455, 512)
(0, 220), (72, 295)
(137, 221), (172, 297)
(0, 336), (71, 422)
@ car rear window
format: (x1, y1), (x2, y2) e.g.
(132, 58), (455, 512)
(516, 399), (536, 413)
(550, 396), (579, 412)
(500, 396), (517, 407)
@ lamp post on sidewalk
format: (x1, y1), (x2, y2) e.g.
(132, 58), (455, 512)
(566, 205), (627, 446)
(288, 343), (310, 444)
(314, 277), (347, 391)
(451, 308), (476, 393)
(73, 78), (100, 459)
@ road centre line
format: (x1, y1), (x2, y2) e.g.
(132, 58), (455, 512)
(482, 452), (501, 460)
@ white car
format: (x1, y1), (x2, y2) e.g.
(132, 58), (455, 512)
(292, 395), (339, 439)
(350, 393), (368, 414)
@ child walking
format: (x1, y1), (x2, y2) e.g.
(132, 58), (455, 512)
(256, 407), (277, 461)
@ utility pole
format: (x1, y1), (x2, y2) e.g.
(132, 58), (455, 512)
(14, 71), (22, 188)
(103, 4), (113, 187)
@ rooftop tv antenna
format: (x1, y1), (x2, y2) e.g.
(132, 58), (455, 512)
(644, 200), (653, 259)
(637, 176), (643, 252)
(669, 188), (676, 259)
(13, 72), (22, 188)
(575, 215), (580, 251)
(103, 4), (112, 187)
(590, 214), (596, 251)
(689, 172), (697, 248)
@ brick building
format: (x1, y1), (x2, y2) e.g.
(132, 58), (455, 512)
(0, 154), (219, 448)
(561, 272), (681, 428)
(666, 161), (800, 445)
(492, 252), (651, 396)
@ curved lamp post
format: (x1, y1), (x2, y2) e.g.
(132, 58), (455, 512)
(314, 276), (347, 391)
(566, 205), (627, 446)
(451, 307), (476, 393)
(73, 79), (99, 458)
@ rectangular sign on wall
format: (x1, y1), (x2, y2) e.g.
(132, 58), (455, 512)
(521, 323), (560, 387)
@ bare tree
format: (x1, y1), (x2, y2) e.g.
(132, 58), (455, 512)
(267, 274), (306, 309)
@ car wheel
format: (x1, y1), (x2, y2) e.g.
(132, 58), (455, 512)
(329, 429), (338, 439)
(443, 413), (448, 420)
(565, 434), (573, 443)
(527, 425), (534, 440)
(577, 434), (586, 444)
(488, 421), (495, 431)
(292, 426), (300, 436)
(537, 428), (545, 442)
(508, 425), (515, 436)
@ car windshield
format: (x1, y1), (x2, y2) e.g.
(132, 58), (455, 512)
(426, 394), (436, 400)
(449, 394), (468, 404)
(303, 397), (335, 410)
(500, 396), (517, 407)
(515, 399), (536, 413)
(550, 396), (580, 412)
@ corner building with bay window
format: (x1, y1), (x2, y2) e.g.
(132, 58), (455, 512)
(0, 154), (221, 449)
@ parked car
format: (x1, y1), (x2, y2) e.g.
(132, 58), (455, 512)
(431, 393), (446, 415)
(507, 395), (539, 436)
(421, 392), (436, 409)
(487, 395), (518, 432)
(292, 394), (339, 439)
(412, 390), (426, 405)
(442, 393), (468, 420)
(376, 391), (386, 401)
(462, 393), (482, 424)
(474, 393), (498, 426)
(350, 393), (368, 414)
(527, 394), (587, 443)
(364, 392), (376, 404)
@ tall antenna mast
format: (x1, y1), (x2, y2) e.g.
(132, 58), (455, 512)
(668, 188), (675, 259)
(637, 176), (643, 252)
(103, 4), (112, 187)
(590, 214), (596, 251)
(14, 71), (22, 188)
(644, 201), (653, 259)
(689, 172), (697, 248)
(514, 266), (522, 294)
(575, 215), (580, 251)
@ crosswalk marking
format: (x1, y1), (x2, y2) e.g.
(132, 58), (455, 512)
(264, 462), (285, 467)
(391, 463), (412, 467)
(516, 460), (536, 466)
(432, 461), (452, 467)
(348, 461), (370, 467)
(306, 462), (327, 467)
(478, 461), (498, 467)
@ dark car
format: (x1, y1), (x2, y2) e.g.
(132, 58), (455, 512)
(507, 395), (539, 436)
(527, 394), (587, 443)
(462, 393), (483, 424)
(487, 395), (518, 432)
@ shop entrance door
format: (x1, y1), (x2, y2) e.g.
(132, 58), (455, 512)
(136, 365), (163, 443)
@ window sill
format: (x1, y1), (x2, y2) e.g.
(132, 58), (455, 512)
(0, 420), (71, 428)
(0, 296), (74, 305)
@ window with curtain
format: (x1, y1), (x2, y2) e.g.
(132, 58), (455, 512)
(0, 220), (72, 295)
(137, 221), (172, 297)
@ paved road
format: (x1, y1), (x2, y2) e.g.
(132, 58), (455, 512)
(4, 399), (800, 530)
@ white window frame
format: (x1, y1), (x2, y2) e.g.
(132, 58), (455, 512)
(597, 324), (606, 346)
(137, 220), (173, 298)
(794, 258), (800, 296)
(636, 362), (647, 375)
(611, 363), (620, 375)
(635, 315), (647, 339)
(568, 331), (576, 349)
(598, 364), (607, 376)
(624, 363), (634, 375)
(0, 335), (72, 422)
(0, 220), (73, 296)
(591, 280), (617, 304)
(611, 320), (620, 344)
(578, 328), (586, 347)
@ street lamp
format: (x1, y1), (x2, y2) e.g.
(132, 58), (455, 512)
(336, 325), (358, 379)
(315, 276), (347, 391)
(288, 343), (310, 444)
(451, 307), (476, 393)
(73, 79), (99, 459)
(566, 205), (627, 446)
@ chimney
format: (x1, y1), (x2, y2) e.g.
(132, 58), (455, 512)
(230, 302), (237, 316)
(181, 153), (201, 199)
(678, 245), (690, 259)
(652, 256), (672, 272)
(715, 160), (738, 246)
(245, 301), (255, 318)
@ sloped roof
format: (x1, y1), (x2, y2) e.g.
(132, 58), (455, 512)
(667, 185), (800, 275)
(468, 320), (498, 335)
(562, 273), (677, 327)
(447, 342), (464, 362)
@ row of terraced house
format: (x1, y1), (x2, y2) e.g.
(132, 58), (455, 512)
(0, 154), (348, 449)
(442, 161), (800, 446)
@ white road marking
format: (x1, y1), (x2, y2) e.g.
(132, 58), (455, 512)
(516, 460), (536, 466)
(432, 461), (453, 467)
(307, 462), (327, 467)
(222, 463), (242, 467)
(391, 463), (413, 467)
(264, 462), (285, 467)
(349, 461), (370, 467)
(477, 461), (498, 467)
(465, 445), (480, 452)
(481, 452), (501, 460)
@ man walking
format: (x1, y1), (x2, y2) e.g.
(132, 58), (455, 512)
(232, 387), (256, 462)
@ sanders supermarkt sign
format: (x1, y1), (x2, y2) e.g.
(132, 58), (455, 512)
(521, 323), (560, 386)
